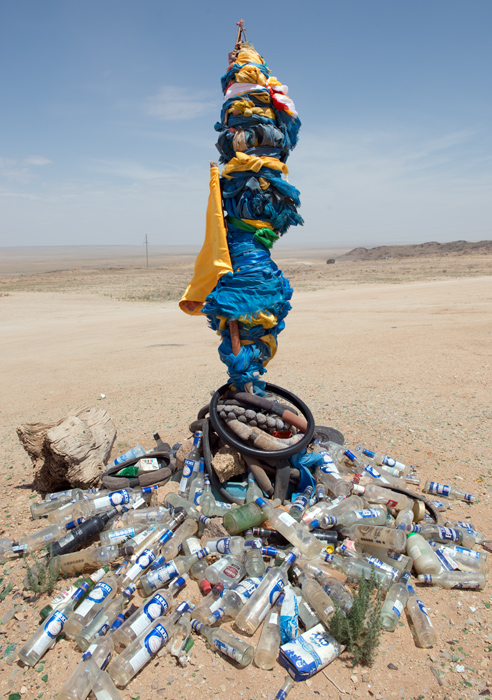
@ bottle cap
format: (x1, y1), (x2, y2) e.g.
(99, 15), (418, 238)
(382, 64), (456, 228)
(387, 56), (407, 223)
(201, 579), (212, 595)
(351, 483), (365, 495)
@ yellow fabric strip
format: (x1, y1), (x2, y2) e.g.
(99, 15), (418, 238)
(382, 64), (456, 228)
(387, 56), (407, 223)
(260, 334), (278, 367)
(179, 165), (233, 316)
(241, 218), (274, 231)
(222, 152), (289, 180)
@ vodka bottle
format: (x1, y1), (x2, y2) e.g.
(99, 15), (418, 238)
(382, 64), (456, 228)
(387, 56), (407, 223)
(15, 517), (84, 553)
(121, 506), (171, 526)
(164, 492), (200, 520)
(323, 506), (387, 529)
(445, 520), (484, 543)
(58, 546), (131, 577)
(326, 553), (394, 589)
(71, 487), (158, 520)
(244, 529), (266, 577)
(107, 602), (190, 686)
(275, 675), (295, 700)
(235, 552), (296, 634)
(293, 586), (320, 629)
(191, 619), (254, 666)
(419, 523), (475, 548)
(204, 577), (263, 625)
(158, 519), (199, 564)
(44, 487), (87, 502)
(288, 486), (313, 522)
(204, 554), (245, 588)
(359, 544), (413, 574)
(352, 483), (411, 510)
(346, 524), (407, 551)
(99, 523), (148, 547)
(192, 585), (224, 623)
(313, 441), (352, 475)
(395, 508), (414, 529)
(379, 572), (411, 631)
(222, 500), (268, 534)
(205, 536), (248, 559)
(294, 568), (335, 625)
(311, 569), (354, 613)
(40, 567), (109, 620)
(312, 444), (351, 497)
(255, 498), (323, 559)
(199, 474), (234, 517)
(406, 533), (442, 575)
(178, 431), (202, 498)
(75, 585), (136, 651)
(139, 548), (210, 596)
(18, 582), (92, 665)
(245, 470), (263, 503)
(189, 458), (205, 505)
(418, 571), (486, 590)
(315, 483), (327, 502)
(56, 635), (114, 700)
(253, 598), (283, 669)
(88, 659), (123, 700)
(358, 448), (411, 474)
(49, 508), (120, 557)
(31, 492), (79, 519)
(302, 495), (364, 527)
(64, 569), (122, 639)
(112, 575), (188, 648)
(423, 480), (475, 502)
(406, 585), (437, 647)
(427, 541), (488, 573)
(115, 512), (186, 589)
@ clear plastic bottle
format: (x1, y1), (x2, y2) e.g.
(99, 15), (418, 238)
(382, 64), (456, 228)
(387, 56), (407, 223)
(18, 582), (91, 665)
(56, 635), (114, 700)
(379, 572), (411, 631)
(423, 480), (475, 502)
(294, 568), (335, 625)
(88, 659), (123, 700)
(406, 533), (441, 574)
(204, 577), (263, 625)
(235, 552), (296, 634)
(254, 498), (323, 559)
(191, 619), (254, 666)
(112, 575), (188, 649)
(178, 431), (202, 499)
(107, 602), (190, 686)
(406, 585), (437, 647)
(346, 524), (407, 551)
(417, 571), (486, 590)
(288, 486), (313, 522)
(75, 585), (136, 651)
(204, 554), (245, 589)
(139, 548), (210, 597)
(254, 598), (282, 669)
(64, 570), (121, 639)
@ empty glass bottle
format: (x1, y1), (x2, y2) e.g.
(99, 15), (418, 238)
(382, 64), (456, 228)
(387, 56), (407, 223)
(178, 431), (202, 498)
(423, 480), (475, 502)
(204, 554), (245, 589)
(139, 548), (210, 597)
(417, 571), (486, 590)
(406, 585), (437, 647)
(255, 498), (323, 559)
(204, 576), (263, 625)
(56, 635), (114, 700)
(346, 524), (407, 552)
(40, 567), (109, 621)
(75, 584), (136, 651)
(245, 470), (263, 503)
(222, 500), (268, 534)
(191, 619), (254, 666)
(379, 572), (411, 631)
(288, 486), (313, 522)
(294, 568), (335, 626)
(323, 506), (387, 529)
(406, 533), (441, 575)
(88, 659), (123, 700)
(253, 598), (282, 669)
(64, 569), (122, 639)
(189, 458), (205, 505)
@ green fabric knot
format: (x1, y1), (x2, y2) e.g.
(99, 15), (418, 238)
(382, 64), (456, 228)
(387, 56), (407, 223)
(227, 216), (279, 249)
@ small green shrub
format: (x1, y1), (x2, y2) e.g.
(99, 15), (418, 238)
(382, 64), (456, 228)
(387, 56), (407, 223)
(328, 569), (384, 666)
(23, 547), (60, 594)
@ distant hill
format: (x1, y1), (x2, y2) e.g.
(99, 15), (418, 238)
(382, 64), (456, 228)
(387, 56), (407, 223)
(339, 240), (492, 261)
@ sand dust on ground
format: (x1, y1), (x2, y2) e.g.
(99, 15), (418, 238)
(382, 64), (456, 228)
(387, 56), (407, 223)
(0, 255), (491, 700)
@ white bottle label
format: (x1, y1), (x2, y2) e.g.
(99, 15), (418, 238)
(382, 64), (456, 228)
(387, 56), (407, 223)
(391, 600), (404, 618)
(31, 611), (67, 656)
(212, 637), (239, 661)
(215, 538), (232, 555)
(416, 599), (433, 626)
(234, 577), (262, 604)
(148, 561), (179, 589)
(356, 509), (380, 519)
(128, 623), (169, 673)
(93, 490), (130, 511)
(408, 544), (422, 561)
(131, 526), (156, 545)
(428, 482), (450, 496)
(125, 550), (156, 581)
(185, 537), (202, 555)
(107, 527), (135, 543)
(76, 582), (112, 617)
(130, 594), (169, 637)
(277, 512), (296, 527)
(269, 612), (279, 625)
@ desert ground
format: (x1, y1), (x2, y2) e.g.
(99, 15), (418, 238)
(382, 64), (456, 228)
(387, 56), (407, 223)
(0, 247), (491, 700)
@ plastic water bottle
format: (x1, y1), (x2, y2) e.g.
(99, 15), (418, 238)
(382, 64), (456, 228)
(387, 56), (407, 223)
(110, 445), (146, 467)
(406, 585), (437, 647)
(379, 571), (411, 631)
(191, 619), (254, 666)
(423, 480), (475, 502)
(112, 576), (187, 649)
(106, 602), (190, 686)
(235, 553), (296, 634)
(253, 597), (283, 669)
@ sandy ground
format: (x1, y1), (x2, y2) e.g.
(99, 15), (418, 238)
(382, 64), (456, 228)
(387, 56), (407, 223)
(0, 254), (491, 700)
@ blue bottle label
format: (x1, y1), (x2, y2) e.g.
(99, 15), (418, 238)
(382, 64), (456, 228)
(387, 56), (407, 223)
(436, 526), (460, 542)
(215, 538), (232, 555)
(88, 582), (112, 603)
(428, 482), (450, 497)
(269, 579), (285, 604)
(44, 610), (67, 638)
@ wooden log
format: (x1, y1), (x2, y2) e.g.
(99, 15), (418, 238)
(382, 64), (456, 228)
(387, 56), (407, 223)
(17, 405), (117, 492)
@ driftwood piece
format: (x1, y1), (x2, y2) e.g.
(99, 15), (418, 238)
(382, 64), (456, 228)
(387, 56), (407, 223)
(17, 405), (117, 492)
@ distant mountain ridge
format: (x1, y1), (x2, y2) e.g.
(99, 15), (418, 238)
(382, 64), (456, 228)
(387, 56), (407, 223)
(339, 240), (492, 260)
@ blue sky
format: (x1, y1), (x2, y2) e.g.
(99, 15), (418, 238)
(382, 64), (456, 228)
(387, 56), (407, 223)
(1, 0), (491, 248)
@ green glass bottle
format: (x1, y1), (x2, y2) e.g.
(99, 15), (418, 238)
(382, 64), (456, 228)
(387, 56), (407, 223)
(223, 501), (268, 535)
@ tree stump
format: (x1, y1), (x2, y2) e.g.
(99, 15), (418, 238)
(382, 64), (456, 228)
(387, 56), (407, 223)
(17, 405), (117, 492)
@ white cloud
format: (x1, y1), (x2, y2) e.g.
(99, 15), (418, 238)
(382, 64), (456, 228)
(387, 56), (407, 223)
(23, 156), (52, 166)
(144, 86), (217, 121)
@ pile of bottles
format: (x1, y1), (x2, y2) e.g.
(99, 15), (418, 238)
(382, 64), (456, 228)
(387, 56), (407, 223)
(3, 430), (487, 699)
